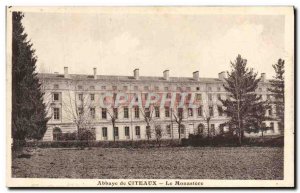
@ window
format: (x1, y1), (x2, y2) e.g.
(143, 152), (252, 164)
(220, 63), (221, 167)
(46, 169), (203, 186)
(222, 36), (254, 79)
(135, 126), (140, 136)
(90, 85), (95, 90)
(134, 94), (139, 102)
(197, 124), (204, 134)
(54, 84), (59, 89)
(78, 85), (83, 90)
(211, 124), (215, 135)
(113, 108), (118, 119)
(217, 87), (221, 91)
(53, 93), (60, 101)
(90, 94), (95, 101)
(187, 93), (192, 100)
(259, 88), (262, 92)
(270, 122), (274, 131)
(188, 108), (193, 117)
(179, 125), (185, 134)
(114, 127), (119, 137)
(196, 87), (200, 91)
(178, 108), (183, 118)
(177, 87), (181, 91)
(144, 93), (149, 100)
(53, 127), (62, 141)
(144, 86), (149, 90)
(209, 106), (214, 117)
(198, 106), (203, 116)
(78, 93), (83, 101)
(102, 127), (107, 138)
(167, 93), (171, 98)
(186, 87), (191, 91)
(154, 86), (159, 91)
(267, 94), (271, 100)
(53, 108), (60, 120)
(155, 107), (160, 118)
(165, 107), (170, 117)
(102, 108), (107, 119)
(101, 86), (106, 90)
(208, 86), (212, 91)
(208, 94), (213, 101)
(134, 106), (139, 118)
(166, 125), (171, 136)
(268, 108), (272, 116)
(145, 108), (150, 118)
(124, 107), (129, 118)
(164, 87), (169, 91)
(217, 94), (221, 100)
(78, 108), (83, 116)
(90, 108), (95, 119)
(134, 86), (138, 90)
(112, 86), (117, 90)
(218, 106), (223, 116)
(196, 94), (202, 101)
(125, 127), (130, 137)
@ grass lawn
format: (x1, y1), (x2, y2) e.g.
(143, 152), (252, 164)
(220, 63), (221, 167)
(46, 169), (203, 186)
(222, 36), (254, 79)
(12, 147), (283, 179)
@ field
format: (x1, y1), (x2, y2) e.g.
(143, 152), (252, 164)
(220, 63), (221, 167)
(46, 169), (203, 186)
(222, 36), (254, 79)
(12, 147), (283, 179)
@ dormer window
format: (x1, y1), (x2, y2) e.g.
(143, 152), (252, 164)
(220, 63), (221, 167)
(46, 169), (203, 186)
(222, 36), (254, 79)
(53, 84), (59, 89)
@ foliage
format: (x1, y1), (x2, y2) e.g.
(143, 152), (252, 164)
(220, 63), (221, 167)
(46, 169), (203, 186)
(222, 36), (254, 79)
(220, 55), (268, 145)
(12, 12), (50, 142)
(268, 59), (285, 132)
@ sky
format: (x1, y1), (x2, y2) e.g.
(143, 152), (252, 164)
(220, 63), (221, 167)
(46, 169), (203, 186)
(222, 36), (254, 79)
(21, 10), (285, 79)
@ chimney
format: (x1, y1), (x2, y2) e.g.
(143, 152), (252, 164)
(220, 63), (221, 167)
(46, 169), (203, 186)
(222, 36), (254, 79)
(64, 67), (70, 78)
(261, 73), (266, 82)
(218, 71), (226, 81)
(193, 71), (199, 81)
(93, 67), (97, 79)
(163, 70), (169, 80)
(134, 68), (139, 80)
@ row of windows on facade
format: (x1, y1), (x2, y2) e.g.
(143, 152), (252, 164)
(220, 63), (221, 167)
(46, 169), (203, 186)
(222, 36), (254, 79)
(52, 104), (277, 121)
(52, 121), (276, 141)
(52, 92), (228, 103)
(53, 92), (273, 104)
(53, 84), (267, 93)
(67, 122), (275, 139)
(52, 105), (224, 121)
(53, 84), (224, 92)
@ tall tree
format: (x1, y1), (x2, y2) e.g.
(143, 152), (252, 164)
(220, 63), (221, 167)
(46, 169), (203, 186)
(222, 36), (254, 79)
(268, 59), (285, 133)
(12, 12), (49, 142)
(220, 55), (265, 145)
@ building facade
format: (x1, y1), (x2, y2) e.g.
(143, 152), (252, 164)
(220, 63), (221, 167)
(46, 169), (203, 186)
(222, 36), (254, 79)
(40, 67), (280, 141)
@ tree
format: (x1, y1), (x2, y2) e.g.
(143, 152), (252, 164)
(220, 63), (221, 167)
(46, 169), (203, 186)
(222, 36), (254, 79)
(154, 124), (162, 146)
(268, 59), (285, 133)
(172, 107), (185, 139)
(139, 105), (155, 140)
(220, 55), (265, 145)
(12, 12), (49, 143)
(62, 82), (95, 141)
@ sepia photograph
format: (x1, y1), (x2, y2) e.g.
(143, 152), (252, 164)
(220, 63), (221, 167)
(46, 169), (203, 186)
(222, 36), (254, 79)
(6, 6), (294, 188)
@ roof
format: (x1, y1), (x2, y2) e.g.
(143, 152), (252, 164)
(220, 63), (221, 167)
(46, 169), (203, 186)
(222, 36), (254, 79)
(37, 73), (224, 84)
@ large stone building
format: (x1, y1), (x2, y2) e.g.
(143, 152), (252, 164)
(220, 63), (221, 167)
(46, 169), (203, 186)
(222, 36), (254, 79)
(40, 67), (280, 141)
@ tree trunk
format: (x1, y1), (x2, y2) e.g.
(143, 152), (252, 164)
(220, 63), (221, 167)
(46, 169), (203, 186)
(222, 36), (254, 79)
(178, 123), (181, 139)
